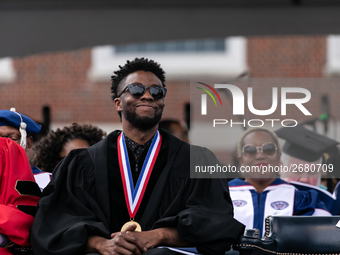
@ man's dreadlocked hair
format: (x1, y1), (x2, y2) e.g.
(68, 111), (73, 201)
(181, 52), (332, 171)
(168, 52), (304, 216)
(110, 57), (166, 101)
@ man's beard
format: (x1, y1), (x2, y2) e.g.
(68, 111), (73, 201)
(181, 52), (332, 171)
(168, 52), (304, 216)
(123, 108), (163, 131)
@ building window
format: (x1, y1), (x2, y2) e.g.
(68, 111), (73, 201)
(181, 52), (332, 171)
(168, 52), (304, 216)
(88, 37), (247, 81)
(0, 58), (16, 83)
(115, 39), (226, 54)
(325, 35), (340, 77)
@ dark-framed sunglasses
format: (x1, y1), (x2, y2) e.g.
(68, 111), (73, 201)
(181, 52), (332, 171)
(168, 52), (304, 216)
(242, 142), (277, 158)
(118, 84), (167, 100)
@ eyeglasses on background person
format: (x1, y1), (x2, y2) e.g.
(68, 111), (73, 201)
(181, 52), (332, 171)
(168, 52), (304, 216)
(242, 142), (277, 158)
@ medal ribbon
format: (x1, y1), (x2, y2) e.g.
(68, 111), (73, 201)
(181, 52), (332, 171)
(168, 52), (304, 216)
(117, 131), (162, 218)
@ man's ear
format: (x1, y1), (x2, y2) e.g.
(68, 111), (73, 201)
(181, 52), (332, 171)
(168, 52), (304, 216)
(26, 136), (33, 150)
(114, 98), (122, 113)
(238, 156), (243, 165)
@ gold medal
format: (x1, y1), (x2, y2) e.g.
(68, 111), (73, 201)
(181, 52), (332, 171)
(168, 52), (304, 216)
(121, 220), (142, 232)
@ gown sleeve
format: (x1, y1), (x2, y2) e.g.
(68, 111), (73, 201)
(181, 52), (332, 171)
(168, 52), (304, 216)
(294, 189), (331, 216)
(31, 150), (111, 255)
(153, 146), (245, 255)
(0, 138), (40, 247)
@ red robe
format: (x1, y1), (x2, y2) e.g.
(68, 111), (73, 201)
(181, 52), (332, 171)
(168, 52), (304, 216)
(0, 138), (40, 254)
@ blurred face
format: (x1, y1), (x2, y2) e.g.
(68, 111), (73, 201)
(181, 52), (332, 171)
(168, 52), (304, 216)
(239, 131), (281, 180)
(169, 123), (189, 143)
(281, 156), (321, 186)
(0, 125), (21, 143)
(114, 71), (165, 131)
(0, 125), (33, 151)
(59, 139), (90, 158)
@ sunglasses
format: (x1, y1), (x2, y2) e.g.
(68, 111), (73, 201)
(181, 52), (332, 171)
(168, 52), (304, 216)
(242, 143), (277, 158)
(118, 84), (167, 100)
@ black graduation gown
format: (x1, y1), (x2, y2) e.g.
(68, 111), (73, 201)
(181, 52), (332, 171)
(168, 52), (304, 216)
(31, 130), (244, 255)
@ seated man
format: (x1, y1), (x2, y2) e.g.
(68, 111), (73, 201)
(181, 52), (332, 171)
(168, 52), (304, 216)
(0, 137), (40, 254)
(31, 58), (245, 255)
(0, 108), (51, 190)
(276, 125), (340, 214)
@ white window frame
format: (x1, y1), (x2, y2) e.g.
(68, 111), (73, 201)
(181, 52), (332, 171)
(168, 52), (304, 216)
(324, 35), (340, 77)
(0, 58), (16, 83)
(87, 37), (247, 81)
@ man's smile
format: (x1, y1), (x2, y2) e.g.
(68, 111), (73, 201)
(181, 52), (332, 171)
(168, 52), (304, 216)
(136, 103), (155, 110)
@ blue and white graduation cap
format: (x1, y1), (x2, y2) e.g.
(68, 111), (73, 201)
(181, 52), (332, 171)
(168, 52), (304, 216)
(0, 108), (41, 149)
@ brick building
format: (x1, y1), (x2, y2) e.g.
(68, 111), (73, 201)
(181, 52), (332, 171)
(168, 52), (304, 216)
(1, 35), (339, 164)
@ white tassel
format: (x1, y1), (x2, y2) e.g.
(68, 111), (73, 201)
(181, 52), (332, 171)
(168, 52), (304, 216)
(19, 122), (27, 149)
(10, 107), (27, 149)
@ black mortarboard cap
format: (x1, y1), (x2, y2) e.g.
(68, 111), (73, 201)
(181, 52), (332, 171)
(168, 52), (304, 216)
(275, 125), (339, 162)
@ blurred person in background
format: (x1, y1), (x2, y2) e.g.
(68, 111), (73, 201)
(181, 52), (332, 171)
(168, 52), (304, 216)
(0, 108), (51, 190)
(277, 125), (340, 215)
(32, 123), (106, 173)
(159, 119), (189, 143)
(229, 127), (331, 237)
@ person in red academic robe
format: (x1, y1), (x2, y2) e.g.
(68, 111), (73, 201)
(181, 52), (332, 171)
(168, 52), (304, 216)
(0, 138), (40, 255)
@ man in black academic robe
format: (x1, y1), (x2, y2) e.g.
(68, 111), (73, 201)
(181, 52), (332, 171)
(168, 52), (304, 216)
(31, 58), (244, 255)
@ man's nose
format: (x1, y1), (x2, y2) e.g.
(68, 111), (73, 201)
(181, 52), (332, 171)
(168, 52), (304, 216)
(140, 88), (153, 100)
